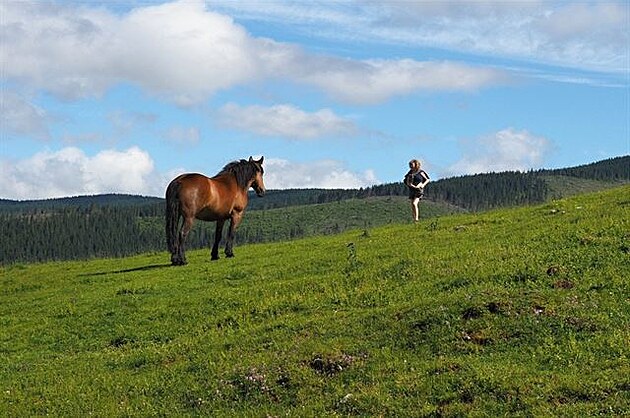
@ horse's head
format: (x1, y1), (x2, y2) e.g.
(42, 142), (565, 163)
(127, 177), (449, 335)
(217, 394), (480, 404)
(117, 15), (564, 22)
(249, 156), (266, 197)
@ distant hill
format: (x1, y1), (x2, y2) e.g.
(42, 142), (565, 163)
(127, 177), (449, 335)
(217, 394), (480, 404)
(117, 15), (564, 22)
(412, 155), (629, 210)
(540, 155), (629, 181)
(0, 193), (162, 213)
(1, 156), (627, 264)
(2, 155), (627, 213)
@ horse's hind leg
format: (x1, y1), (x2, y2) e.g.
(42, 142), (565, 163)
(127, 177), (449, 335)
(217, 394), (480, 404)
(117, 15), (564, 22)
(170, 216), (182, 265)
(175, 216), (193, 265)
(211, 220), (225, 261)
(170, 240), (181, 266)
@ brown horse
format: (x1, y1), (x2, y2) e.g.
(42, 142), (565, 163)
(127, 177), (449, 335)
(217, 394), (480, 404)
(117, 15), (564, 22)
(165, 156), (265, 266)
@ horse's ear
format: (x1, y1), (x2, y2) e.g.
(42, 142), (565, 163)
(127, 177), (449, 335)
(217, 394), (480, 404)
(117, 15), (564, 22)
(258, 156), (264, 164)
(248, 156), (253, 162)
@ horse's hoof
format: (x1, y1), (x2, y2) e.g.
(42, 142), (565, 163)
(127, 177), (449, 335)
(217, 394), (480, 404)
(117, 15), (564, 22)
(171, 259), (187, 266)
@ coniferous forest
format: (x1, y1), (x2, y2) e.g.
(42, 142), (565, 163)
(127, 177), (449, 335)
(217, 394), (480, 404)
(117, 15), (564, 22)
(1, 156), (627, 264)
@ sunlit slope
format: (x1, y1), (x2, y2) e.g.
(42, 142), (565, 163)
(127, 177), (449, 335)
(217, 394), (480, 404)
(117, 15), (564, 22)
(2, 185), (628, 416)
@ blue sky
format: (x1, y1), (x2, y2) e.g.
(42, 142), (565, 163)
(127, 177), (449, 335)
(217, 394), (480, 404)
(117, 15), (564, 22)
(1, 0), (628, 200)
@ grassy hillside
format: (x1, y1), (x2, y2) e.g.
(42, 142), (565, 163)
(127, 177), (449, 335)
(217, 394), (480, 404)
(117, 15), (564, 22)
(1, 186), (628, 416)
(542, 175), (629, 199)
(211, 196), (461, 243)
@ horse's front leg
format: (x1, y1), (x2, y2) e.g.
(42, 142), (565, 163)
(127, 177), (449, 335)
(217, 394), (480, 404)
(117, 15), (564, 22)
(225, 213), (243, 258)
(211, 219), (225, 261)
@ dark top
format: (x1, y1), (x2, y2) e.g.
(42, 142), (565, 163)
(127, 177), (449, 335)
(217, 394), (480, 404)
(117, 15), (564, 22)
(405, 169), (429, 199)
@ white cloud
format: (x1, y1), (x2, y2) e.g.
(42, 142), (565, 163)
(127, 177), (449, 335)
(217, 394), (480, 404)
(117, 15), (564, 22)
(0, 91), (50, 140)
(264, 158), (379, 189)
(0, 150), (380, 199)
(214, 1), (628, 75)
(537, 3), (625, 41)
(0, 147), (166, 200)
(294, 59), (506, 104)
(3, 0), (508, 106)
(2, 0), (263, 104)
(216, 103), (358, 139)
(448, 128), (552, 175)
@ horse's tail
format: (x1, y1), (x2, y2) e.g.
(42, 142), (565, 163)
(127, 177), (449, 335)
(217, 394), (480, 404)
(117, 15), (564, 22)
(165, 179), (181, 255)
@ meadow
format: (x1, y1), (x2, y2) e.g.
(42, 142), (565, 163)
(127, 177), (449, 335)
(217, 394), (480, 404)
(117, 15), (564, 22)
(1, 186), (629, 416)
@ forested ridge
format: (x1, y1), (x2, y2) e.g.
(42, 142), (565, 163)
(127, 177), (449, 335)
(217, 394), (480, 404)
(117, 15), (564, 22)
(2, 156), (627, 264)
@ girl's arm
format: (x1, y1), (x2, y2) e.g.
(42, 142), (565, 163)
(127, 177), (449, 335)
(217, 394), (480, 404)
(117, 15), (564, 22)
(420, 171), (430, 188)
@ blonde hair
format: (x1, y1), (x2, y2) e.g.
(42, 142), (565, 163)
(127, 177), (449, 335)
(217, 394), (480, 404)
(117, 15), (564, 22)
(408, 159), (421, 171)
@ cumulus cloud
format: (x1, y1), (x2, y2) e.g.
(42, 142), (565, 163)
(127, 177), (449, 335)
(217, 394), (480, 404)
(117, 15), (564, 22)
(264, 158), (379, 189)
(2, 0), (262, 104)
(448, 128), (552, 175)
(0, 147), (165, 200)
(0, 147), (378, 199)
(216, 103), (358, 139)
(3, 0), (508, 106)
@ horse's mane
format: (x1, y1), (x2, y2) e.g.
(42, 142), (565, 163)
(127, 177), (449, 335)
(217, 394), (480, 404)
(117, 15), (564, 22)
(215, 159), (261, 189)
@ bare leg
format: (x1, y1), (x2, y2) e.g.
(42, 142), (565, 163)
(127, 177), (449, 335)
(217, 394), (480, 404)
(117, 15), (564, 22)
(211, 220), (225, 261)
(411, 198), (420, 222)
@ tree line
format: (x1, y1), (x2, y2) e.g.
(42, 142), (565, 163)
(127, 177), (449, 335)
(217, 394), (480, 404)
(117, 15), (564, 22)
(2, 156), (627, 264)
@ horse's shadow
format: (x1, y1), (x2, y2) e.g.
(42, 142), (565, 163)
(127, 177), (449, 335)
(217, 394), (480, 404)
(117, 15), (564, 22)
(80, 263), (172, 277)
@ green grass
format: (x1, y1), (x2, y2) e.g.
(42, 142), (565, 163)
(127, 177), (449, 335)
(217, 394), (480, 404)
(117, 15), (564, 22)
(150, 195), (461, 250)
(238, 196), (462, 236)
(542, 175), (628, 199)
(2, 186), (629, 416)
